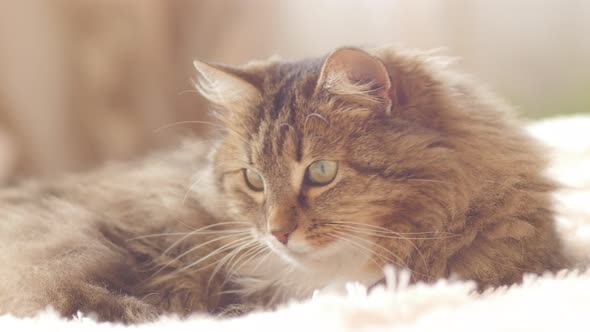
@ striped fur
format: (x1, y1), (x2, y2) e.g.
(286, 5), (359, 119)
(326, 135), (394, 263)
(0, 46), (568, 323)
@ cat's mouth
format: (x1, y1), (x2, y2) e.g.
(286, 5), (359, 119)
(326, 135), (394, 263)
(261, 232), (359, 266)
(259, 236), (307, 268)
(263, 235), (309, 255)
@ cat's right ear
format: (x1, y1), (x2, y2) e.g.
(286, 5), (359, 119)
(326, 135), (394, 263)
(315, 48), (393, 115)
(193, 60), (262, 115)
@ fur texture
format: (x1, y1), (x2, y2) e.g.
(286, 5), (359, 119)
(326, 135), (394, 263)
(0, 47), (568, 322)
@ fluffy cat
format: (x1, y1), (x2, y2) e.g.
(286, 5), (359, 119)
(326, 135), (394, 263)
(0, 47), (567, 323)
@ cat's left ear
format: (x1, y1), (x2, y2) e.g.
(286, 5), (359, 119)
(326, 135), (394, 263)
(193, 60), (262, 114)
(316, 48), (392, 114)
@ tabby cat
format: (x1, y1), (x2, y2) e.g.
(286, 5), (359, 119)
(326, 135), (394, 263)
(0, 47), (567, 323)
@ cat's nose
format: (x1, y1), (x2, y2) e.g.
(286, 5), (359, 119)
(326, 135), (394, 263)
(271, 228), (293, 245)
(268, 205), (297, 245)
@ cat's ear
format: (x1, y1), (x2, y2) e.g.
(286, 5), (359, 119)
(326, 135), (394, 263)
(193, 60), (262, 113)
(316, 48), (392, 114)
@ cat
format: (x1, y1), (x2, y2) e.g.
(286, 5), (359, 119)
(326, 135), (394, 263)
(0, 46), (568, 323)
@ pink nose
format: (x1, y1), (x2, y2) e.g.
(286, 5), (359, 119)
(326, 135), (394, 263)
(271, 228), (293, 245)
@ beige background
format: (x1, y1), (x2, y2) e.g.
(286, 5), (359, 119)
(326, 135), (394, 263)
(0, 0), (588, 183)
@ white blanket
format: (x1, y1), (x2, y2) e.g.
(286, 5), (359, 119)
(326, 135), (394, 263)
(2, 116), (589, 331)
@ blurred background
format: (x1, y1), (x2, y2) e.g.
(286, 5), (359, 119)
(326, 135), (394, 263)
(0, 0), (588, 183)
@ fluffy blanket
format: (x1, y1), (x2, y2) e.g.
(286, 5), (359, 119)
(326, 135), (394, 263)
(1, 116), (589, 331)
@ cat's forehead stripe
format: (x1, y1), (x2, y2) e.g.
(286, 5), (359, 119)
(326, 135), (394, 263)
(275, 97), (297, 158)
(257, 70), (310, 164)
(270, 74), (298, 120)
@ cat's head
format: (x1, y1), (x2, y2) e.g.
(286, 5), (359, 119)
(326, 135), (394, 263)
(193, 47), (464, 280)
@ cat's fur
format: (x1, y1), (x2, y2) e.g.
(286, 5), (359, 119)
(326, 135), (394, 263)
(0, 47), (567, 323)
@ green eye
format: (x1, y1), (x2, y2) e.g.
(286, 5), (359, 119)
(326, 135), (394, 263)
(244, 169), (264, 191)
(306, 160), (338, 186)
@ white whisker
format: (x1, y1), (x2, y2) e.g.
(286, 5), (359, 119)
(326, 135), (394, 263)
(177, 236), (254, 274)
(330, 234), (382, 268)
(332, 230), (410, 271)
(207, 239), (260, 287)
(327, 221), (451, 236)
(328, 223), (456, 240)
(153, 232), (250, 275)
(158, 221), (251, 255)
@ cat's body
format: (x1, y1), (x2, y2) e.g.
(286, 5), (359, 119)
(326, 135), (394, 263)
(0, 143), (216, 321)
(0, 47), (567, 322)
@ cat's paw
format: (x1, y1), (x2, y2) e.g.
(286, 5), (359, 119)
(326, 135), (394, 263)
(51, 283), (160, 324)
(85, 294), (160, 324)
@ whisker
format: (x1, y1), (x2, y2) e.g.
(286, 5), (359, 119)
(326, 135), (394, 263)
(330, 234), (383, 268)
(166, 239), (255, 282)
(127, 232), (189, 241)
(229, 245), (268, 276)
(167, 240), (256, 285)
(206, 239), (260, 287)
(128, 221), (250, 242)
(154, 220), (251, 255)
(328, 224), (457, 240)
(218, 244), (268, 287)
(304, 113), (329, 130)
(249, 250), (273, 275)
(182, 176), (208, 206)
(328, 224), (431, 271)
(181, 160), (250, 206)
(225, 244), (264, 276)
(332, 230), (429, 279)
(327, 221), (454, 237)
(127, 227), (250, 242)
(332, 230), (400, 266)
(153, 232), (250, 275)
(177, 89), (200, 96)
(400, 178), (454, 185)
(161, 228), (251, 258)
(176, 236), (255, 274)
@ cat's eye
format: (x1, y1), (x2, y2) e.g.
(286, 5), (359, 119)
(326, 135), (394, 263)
(306, 160), (338, 186)
(244, 169), (264, 191)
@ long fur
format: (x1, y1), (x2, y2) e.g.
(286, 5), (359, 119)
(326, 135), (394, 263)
(0, 46), (573, 322)
(1, 116), (589, 330)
